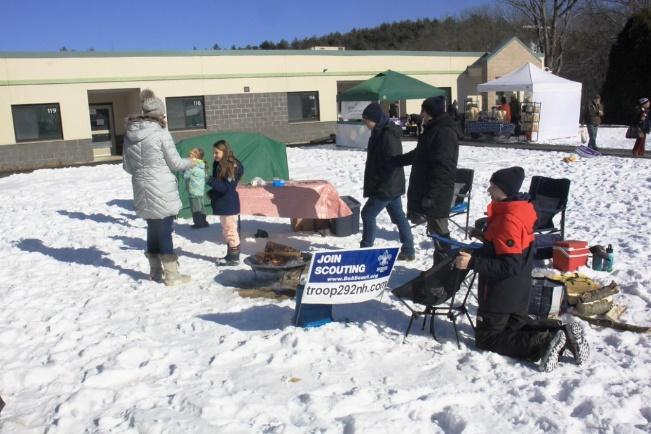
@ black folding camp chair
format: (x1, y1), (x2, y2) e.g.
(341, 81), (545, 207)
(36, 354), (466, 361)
(528, 176), (571, 239)
(528, 176), (571, 259)
(392, 235), (481, 348)
(448, 168), (475, 239)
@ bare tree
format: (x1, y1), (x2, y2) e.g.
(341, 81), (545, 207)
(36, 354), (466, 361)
(501, 0), (584, 73)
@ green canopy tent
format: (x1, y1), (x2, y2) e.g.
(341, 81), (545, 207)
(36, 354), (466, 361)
(337, 69), (446, 102)
(336, 70), (446, 148)
(175, 131), (289, 218)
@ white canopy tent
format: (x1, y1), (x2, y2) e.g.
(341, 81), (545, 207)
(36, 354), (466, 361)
(477, 63), (582, 142)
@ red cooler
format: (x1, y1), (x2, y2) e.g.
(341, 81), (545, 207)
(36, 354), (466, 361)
(553, 240), (589, 271)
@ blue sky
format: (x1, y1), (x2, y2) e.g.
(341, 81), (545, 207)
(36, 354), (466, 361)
(1, 0), (489, 52)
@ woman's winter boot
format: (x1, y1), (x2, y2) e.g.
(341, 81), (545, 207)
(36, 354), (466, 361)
(160, 254), (191, 286)
(145, 252), (164, 282)
(217, 245), (240, 266)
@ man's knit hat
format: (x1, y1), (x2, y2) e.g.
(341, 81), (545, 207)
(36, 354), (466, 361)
(640, 97), (649, 105)
(490, 166), (525, 197)
(362, 102), (387, 124)
(421, 95), (446, 117)
(141, 89), (166, 117)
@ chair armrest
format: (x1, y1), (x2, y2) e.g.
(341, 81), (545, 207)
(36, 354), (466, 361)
(429, 232), (483, 250)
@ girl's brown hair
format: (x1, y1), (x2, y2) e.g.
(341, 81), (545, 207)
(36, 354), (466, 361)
(213, 140), (238, 180)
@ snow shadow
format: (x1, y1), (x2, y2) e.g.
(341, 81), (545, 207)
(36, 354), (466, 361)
(197, 294), (473, 342)
(56, 209), (134, 225)
(197, 305), (295, 331)
(388, 264), (421, 288)
(106, 198), (134, 211)
(15, 238), (149, 281)
(339, 297), (475, 344)
(110, 235), (217, 263)
(175, 218), (313, 245)
(240, 218), (293, 237)
(373, 226), (408, 243)
(174, 222), (221, 244)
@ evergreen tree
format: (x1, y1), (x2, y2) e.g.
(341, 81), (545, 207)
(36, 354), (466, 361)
(259, 40), (275, 49)
(601, 9), (651, 124)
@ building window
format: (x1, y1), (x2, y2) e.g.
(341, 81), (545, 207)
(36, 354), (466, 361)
(12, 103), (63, 142)
(287, 91), (320, 122)
(166, 96), (206, 131)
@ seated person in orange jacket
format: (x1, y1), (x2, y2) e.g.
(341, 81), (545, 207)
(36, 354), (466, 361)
(455, 167), (589, 372)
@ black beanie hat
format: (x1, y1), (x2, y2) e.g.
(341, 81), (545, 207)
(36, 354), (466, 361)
(362, 103), (386, 123)
(421, 95), (446, 117)
(490, 166), (525, 197)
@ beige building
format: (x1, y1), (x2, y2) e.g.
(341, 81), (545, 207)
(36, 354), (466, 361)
(458, 37), (544, 110)
(0, 37), (541, 172)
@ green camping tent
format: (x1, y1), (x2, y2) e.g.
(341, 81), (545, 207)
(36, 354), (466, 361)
(175, 131), (289, 218)
(337, 70), (445, 102)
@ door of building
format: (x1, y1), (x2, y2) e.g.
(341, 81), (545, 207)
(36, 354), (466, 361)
(89, 103), (115, 158)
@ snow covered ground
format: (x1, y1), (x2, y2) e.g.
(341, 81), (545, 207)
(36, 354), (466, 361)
(1, 143), (650, 433)
(541, 126), (636, 150)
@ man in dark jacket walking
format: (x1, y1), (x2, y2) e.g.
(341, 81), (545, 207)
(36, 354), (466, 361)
(455, 167), (590, 372)
(584, 95), (603, 150)
(393, 95), (460, 263)
(360, 103), (415, 261)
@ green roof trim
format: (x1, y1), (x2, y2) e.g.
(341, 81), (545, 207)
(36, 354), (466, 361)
(0, 49), (485, 59)
(0, 69), (466, 87)
(484, 36), (542, 63)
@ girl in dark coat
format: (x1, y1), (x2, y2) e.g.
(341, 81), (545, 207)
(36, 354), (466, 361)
(207, 140), (244, 265)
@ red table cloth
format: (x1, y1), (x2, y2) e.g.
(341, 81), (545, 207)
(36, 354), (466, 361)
(237, 180), (352, 219)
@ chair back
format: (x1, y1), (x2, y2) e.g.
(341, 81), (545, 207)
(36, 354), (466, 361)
(392, 256), (469, 305)
(451, 168), (475, 207)
(528, 176), (571, 231)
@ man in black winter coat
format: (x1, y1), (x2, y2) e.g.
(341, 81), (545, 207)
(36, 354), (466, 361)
(360, 103), (415, 261)
(393, 95), (461, 262)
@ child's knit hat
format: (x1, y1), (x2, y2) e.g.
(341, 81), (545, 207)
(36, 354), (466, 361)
(490, 166), (525, 197)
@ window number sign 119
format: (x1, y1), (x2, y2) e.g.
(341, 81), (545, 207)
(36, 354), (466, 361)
(47, 108), (57, 114)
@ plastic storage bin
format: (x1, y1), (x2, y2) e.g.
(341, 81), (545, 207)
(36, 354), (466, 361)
(529, 277), (567, 318)
(330, 196), (360, 237)
(553, 240), (589, 272)
(293, 284), (332, 328)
